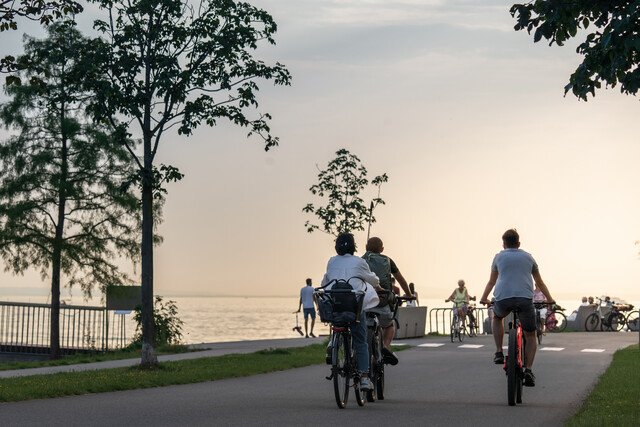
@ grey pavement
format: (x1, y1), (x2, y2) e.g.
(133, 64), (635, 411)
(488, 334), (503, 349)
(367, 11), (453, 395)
(0, 332), (636, 426)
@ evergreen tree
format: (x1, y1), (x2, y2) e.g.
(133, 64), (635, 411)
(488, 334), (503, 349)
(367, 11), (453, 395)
(0, 21), (141, 358)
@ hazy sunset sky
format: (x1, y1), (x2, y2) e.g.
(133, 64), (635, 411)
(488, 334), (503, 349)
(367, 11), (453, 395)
(1, 0), (639, 302)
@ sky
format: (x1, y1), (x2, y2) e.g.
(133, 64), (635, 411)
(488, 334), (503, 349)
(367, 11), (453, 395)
(1, 0), (640, 302)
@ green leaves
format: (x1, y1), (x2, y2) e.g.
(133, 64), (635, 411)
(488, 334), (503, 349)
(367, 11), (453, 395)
(511, 0), (640, 100)
(303, 149), (389, 236)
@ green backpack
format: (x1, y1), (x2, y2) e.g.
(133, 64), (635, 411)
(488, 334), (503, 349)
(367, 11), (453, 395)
(363, 251), (391, 289)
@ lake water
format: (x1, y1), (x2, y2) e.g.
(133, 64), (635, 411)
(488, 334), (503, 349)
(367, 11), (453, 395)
(2, 295), (638, 344)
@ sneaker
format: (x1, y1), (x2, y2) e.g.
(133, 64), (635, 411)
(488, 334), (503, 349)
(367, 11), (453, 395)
(524, 369), (535, 387)
(494, 351), (504, 364)
(382, 347), (399, 365)
(325, 345), (332, 364)
(360, 377), (373, 391)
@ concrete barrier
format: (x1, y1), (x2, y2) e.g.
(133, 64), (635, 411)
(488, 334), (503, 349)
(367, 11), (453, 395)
(395, 306), (427, 338)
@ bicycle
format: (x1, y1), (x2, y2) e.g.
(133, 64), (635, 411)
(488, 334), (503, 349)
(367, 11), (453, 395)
(315, 281), (367, 409)
(601, 303), (634, 331)
(544, 304), (567, 332)
(626, 310), (639, 331)
(365, 291), (415, 402)
(450, 304), (465, 342)
(466, 304), (479, 337)
(584, 298), (604, 332)
(534, 303), (546, 344)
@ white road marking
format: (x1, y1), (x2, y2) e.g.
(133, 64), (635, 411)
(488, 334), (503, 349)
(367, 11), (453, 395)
(418, 343), (445, 347)
(392, 342), (408, 346)
(540, 347), (564, 351)
(458, 344), (484, 349)
(581, 349), (606, 353)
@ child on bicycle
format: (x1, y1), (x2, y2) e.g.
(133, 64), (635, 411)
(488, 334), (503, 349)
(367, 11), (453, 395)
(480, 229), (554, 387)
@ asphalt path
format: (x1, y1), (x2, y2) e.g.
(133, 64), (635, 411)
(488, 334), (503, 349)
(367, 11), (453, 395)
(0, 332), (635, 426)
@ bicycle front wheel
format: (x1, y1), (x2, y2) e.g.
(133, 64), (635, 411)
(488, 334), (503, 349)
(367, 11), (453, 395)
(507, 328), (518, 406)
(450, 322), (455, 342)
(547, 312), (567, 332)
(536, 317), (543, 344)
(458, 325), (465, 342)
(584, 313), (599, 332)
(332, 332), (349, 409)
(626, 311), (639, 331)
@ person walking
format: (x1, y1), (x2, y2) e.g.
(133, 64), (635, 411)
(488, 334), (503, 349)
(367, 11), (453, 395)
(297, 278), (317, 338)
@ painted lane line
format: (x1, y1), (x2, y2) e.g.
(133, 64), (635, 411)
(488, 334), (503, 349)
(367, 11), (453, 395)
(581, 349), (606, 353)
(458, 344), (484, 349)
(540, 347), (564, 351)
(392, 342), (408, 346)
(418, 343), (445, 348)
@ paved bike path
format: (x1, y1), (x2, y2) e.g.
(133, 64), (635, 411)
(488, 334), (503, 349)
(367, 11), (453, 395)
(0, 332), (636, 426)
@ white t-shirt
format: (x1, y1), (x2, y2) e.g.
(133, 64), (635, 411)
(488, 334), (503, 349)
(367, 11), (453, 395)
(321, 254), (380, 310)
(300, 286), (315, 309)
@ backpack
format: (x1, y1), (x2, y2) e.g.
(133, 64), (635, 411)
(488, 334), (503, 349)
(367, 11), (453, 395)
(363, 252), (391, 290)
(363, 252), (396, 308)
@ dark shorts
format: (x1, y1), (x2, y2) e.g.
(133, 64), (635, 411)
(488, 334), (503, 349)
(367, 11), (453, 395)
(303, 307), (316, 320)
(492, 297), (536, 332)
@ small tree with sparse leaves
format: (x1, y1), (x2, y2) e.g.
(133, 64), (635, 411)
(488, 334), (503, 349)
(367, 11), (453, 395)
(303, 148), (388, 237)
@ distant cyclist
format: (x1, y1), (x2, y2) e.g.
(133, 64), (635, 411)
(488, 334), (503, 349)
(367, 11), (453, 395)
(362, 237), (414, 365)
(479, 229), (554, 387)
(446, 280), (470, 326)
(320, 233), (380, 391)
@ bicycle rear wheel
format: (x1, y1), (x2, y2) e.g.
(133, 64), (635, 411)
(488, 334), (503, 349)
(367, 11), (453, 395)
(366, 329), (379, 402)
(611, 313), (625, 331)
(516, 335), (525, 404)
(332, 332), (349, 408)
(584, 313), (599, 331)
(507, 328), (518, 406)
(626, 311), (639, 331)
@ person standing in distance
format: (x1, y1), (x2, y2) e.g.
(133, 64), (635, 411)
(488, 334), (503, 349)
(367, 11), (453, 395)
(480, 228), (554, 387)
(363, 237), (414, 365)
(297, 278), (317, 338)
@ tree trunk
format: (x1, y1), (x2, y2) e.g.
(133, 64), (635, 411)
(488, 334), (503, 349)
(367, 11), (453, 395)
(140, 140), (157, 367)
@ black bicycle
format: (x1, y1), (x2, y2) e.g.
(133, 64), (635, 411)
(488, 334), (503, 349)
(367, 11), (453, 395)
(315, 281), (366, 409)
(466, 304), (479, 337)
(365, 310), (384, 402)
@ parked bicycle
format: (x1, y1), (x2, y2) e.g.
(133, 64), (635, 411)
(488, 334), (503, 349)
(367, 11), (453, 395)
(315, 281), (367, 409)
(626, 310), (639, 331)
(584, 298), (604, 332)
(601, 303), (634, 331)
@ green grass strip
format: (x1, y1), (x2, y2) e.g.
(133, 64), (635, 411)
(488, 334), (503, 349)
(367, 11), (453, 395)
(0, 343), (408, 402)
(566, 344), (639, 427)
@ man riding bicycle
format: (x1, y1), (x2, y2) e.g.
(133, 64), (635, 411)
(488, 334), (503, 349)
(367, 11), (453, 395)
(320, 233), (380, 391)
(362, 237), (414, 366)
(479, 229), (554, 387)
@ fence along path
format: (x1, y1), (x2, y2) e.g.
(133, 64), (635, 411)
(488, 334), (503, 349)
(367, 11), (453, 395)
(0, 301), (129, 354)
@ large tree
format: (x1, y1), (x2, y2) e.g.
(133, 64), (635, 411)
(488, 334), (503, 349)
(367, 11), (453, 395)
(0, 21), (141, 358)
(0, 0), (83, 75)
(303, 148), (388, 237)
(510, 0), (640, 100)
(87, 0), (291, 367)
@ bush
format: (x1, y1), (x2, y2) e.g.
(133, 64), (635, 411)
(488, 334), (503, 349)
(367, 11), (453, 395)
(131, 296), (184, 346)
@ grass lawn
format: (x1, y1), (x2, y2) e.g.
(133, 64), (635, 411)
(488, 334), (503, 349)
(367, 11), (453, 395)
(0, 343), (409, 402)
(566, 344), (639, 426)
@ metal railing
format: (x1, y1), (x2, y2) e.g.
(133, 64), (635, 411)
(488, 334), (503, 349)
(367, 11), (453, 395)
(0, 301), (131, 355)
(428, 306), (489, 335)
